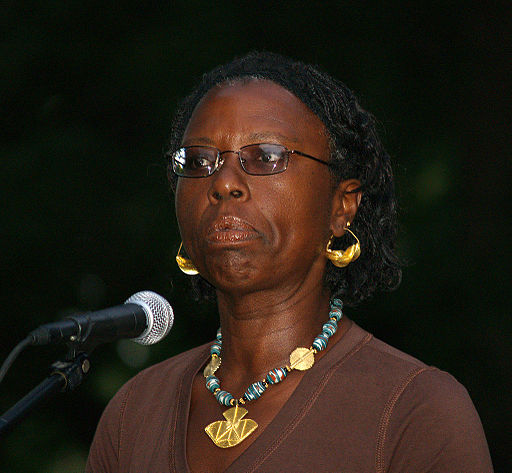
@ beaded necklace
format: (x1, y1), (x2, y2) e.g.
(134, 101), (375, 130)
(203, 298), (343, 448)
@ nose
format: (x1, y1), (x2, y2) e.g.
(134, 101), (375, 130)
(207, 151), (250, 204)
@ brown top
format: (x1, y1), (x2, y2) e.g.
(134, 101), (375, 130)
(86, 322), (493, 472)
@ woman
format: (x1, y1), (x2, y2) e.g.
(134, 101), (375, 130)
(86, 52), (493, 472)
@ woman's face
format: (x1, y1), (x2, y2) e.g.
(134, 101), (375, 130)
(175, 80), (342, 296)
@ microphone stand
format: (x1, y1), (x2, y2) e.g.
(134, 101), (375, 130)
(0, 350), (90, 436)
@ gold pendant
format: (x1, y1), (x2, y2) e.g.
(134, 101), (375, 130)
(205, 405), (258, 448)
(203, 354), (221, 377)
(289, 347), (315, 371)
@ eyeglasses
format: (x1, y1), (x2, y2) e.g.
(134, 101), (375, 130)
(170, 143), (329, 178)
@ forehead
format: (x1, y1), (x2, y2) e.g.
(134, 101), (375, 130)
(182, 79), (329, 151)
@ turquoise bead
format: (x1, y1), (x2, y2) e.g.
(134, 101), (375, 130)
(215, 390), (234, 406)
(210, 342), (221, 356)
(312, 333), (328, 351)
(244, 381), (266, 401)
(206, 375), (220, 393)
(266, 367), (288, 384)
(322, 320), (337, 337)
(331, 298), (343, 309)
(329, 307), (343, 322)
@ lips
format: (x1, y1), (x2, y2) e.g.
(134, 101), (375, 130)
(205, 216), (259, 244)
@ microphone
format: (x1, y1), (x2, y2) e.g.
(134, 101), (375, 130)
(28, 291), (174, 347)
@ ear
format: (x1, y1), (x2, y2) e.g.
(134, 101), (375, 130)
(329, 179), (362, 237)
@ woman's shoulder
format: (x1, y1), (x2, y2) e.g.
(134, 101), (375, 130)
(93, 342), (210, 429)
(338, 323), (493, 472)
(114, 341), (210, 401)
(351, 323), (475, 422)
(345, 322), (454, 386)
(86, 342), (211, 472)
(337, 322), (486, 438)
(128, 342), (209, 383)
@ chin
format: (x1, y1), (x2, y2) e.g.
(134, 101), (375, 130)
(203, 253), (260, 288)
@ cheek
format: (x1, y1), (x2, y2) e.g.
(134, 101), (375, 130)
(282, 171), (332, 216)
(261, 172), (333, 244)
(175, 181), (202, 239)
(174, 182), (186, 229)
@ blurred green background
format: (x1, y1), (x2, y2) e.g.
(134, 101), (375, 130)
(1, 1), (510, 471)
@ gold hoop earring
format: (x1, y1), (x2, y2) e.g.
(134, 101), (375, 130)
(176, 242), (199, 275)
(325, 222), (361, 268)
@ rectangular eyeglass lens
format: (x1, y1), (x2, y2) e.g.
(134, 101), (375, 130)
(177, 147), (217, 177)
(244, 144), (286, 175)
(172, 148), (187, 175)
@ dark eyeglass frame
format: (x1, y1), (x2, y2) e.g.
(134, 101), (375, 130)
(170, 143), (329, 178)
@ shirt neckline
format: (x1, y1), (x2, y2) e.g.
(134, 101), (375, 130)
(171, 320), (371, 473)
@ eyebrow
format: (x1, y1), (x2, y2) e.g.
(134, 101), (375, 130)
(182, 137), (215, 146)
(246, 132), (300, 144)
(182, 132), (300, 147)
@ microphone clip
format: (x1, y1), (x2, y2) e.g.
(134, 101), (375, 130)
(0, 352), (91, 437)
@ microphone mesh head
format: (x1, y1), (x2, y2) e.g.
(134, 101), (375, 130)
(125, 291), (174, 345)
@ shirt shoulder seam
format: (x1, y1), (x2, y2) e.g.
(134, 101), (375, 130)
(374, 365), (437, 473)
(117, 376), (138, 464)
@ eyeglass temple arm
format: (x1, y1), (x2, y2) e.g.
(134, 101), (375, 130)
(292, 151), (364, 193)
(290, 150), (330, 166)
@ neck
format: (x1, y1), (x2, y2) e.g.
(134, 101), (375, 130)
(213, 283), (332, 390)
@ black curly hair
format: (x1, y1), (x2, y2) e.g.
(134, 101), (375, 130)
(166, 51), (401, 306)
